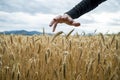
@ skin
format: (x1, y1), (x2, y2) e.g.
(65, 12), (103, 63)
(49, 14), (80, 32)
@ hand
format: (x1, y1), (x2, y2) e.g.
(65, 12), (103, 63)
(49, 14), (80, 32)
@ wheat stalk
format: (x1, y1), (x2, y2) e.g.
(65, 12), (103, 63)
(100, 33), (105, 45)
(51, 31), (63, 42)
(43, 27), (45, 36)
(110, 35), (115, 45)
(66, 29), (74, 39)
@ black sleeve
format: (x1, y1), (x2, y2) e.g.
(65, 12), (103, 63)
(66, 0), (106, 19)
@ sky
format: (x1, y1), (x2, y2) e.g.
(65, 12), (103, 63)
(0, 0), (120, 34)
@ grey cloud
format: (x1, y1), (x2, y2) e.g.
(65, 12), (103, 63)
(2, 0), (120, 14)
(0, 0), (51, 13)
(108, 18), (120, 26)
(91, 0), (120, 13)
(0, 0), (120, 33)
(109, 23), (120, 26)
(0, 0), (87, 14)
(79, 18), (96, 24)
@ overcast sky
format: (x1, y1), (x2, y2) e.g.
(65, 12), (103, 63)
(0, 0), (120, 34)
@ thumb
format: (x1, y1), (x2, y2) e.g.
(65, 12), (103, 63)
(72, 21), (80, 27)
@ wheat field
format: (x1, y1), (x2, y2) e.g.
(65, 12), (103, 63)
(0, 32), (120, 80)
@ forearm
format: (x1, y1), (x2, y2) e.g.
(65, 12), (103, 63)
(66, 0), (106, 19)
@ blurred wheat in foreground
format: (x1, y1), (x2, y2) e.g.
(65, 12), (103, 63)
(0, 33), (120, 80)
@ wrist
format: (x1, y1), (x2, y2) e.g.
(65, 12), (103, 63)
(64, 13), (73, 19)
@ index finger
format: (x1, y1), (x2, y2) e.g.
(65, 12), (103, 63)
(53, 22), (58, 32)
(49, 19), (56, 27)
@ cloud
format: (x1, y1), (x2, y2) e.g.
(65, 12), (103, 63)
(75, 11), (120, 34)
(91, 0), (120, 13)
(79, 11), (120, 26)
(0, 11), (55, 31)
(0, 11), (120, 33)
(0, 0), (81, 14)
(1, 0), (119, 14)
(0, 0), (120, 34)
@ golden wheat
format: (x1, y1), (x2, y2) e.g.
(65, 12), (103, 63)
(0, 33), (120, 80)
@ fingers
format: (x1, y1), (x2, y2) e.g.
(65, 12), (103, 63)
(49, 19), (55, 27)
(49, 15), (62, 32)
(49, 14), (80, 32)
(53, 22), (58, 32)
(49, 15), (61, 27)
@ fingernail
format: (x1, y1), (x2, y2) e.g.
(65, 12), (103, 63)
(49, 24), (52, 27)
(54, 19), (56, 21)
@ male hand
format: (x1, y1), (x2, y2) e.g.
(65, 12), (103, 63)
(49, 14), (80, 32)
